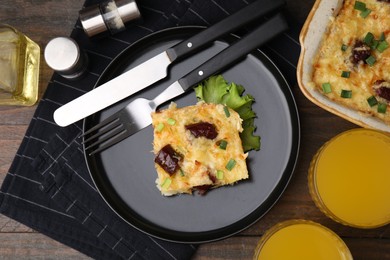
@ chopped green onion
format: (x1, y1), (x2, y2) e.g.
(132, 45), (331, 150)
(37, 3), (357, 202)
(218, 140), (228, 150)
(377, 40), (389, 53)
(378, 103), (387, 114)
(360, 8), (371, 18)
(341, 90), (352, 98)
(341, 44), (348, 52)
(156, 123), (164, 132)
(179, 169), (185, 177)
(364, 32), (374, 45)
(341, 71), (351, 78)
(167, 118), (176, 125)
(354, 1), (366, 11)
(379, 32), (385, 41)
(354, 1), (371, 18)
(365, 55), (376, 66)
(367, 96), (378, 107)
(370, 40), (379, 50)
(322, 83), (332, 94)
(225, 159), (236, 171)
(223, 106), (230, 117)
(161, 178), (172, 189)
(216, 170), (224, 180)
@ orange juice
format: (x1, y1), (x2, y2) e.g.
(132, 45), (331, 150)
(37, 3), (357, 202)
(309, 128), (390, 228)
(253, 220), (352, 260)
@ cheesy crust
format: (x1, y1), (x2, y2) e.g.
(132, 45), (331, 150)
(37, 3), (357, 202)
(312, 0), (390, 123)
(151, 102), (248, 196)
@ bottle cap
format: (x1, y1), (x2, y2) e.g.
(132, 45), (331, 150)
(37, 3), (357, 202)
(44, 37), (88, 79)
(79, 0), (141, 38)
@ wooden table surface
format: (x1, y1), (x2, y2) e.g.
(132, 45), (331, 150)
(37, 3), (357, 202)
(1, 0), (389, 259)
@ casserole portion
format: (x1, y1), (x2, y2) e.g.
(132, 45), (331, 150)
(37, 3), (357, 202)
(151, 102), (248, 196)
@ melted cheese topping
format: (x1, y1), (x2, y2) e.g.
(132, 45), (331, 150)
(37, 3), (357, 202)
(312, 0), (390, 123)
(151, 102), (248, 196)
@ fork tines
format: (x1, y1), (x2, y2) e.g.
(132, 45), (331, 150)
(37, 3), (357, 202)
(82, 111), (129, 155)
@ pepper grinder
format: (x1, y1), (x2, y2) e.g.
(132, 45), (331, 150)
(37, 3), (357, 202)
(79, 0), (141, 38)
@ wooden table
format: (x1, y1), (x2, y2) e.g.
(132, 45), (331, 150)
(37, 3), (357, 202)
(1, 0), (389, 259)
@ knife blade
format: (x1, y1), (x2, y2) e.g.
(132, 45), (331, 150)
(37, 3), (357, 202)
(53, 0), (285, 127)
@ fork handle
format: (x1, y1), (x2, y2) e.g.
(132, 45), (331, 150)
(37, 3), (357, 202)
(178, 13), (288, 91)
(166, 0), (285, 61)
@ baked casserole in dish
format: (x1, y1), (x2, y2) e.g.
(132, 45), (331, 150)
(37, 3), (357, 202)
(298, 0), (390, 131)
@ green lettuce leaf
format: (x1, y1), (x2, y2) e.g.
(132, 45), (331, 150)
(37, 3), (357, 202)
(240, 118), (261, 152)
(194, 75), (261, 152)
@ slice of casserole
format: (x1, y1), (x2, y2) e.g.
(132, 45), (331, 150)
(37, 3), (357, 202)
(312, 0), (390, 123)
(151, 102), (248, 196)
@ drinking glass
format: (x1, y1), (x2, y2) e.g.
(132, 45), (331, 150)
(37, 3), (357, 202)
(308, 128), (390, 228)
(253, 219), (352, 259)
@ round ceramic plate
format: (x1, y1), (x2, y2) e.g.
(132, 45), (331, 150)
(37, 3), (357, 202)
(83, 26), (300, 243)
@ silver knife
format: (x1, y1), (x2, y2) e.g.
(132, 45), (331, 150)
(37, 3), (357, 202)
(53, 0), (285, 127)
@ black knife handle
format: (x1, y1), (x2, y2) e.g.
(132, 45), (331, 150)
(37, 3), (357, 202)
(166, 0), (285, 62)
(177, 13), (288, 91)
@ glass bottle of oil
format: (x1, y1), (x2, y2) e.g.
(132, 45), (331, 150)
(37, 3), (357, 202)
(0, 24), (40, 106)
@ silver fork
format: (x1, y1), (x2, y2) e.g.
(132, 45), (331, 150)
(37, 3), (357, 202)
(82, 81), (186, 155)
(82, 14), (287, 155)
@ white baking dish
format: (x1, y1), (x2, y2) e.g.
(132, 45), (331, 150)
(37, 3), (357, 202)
(297, 0), (390, 132)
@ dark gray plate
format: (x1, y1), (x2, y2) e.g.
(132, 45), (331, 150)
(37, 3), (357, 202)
(83, 26), (300, 243)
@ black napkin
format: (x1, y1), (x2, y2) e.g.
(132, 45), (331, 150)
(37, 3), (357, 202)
(0, 0), (302, 259)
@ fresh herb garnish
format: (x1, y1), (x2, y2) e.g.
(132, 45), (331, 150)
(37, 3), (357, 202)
(216, 170), (224, 180)
(354, 1), (371, 18)
(365, 55), (376, 66)
(377, 40), (389, 53)
(167, 118), (176, 125)
(378, 103), (387, 114)
(370, 40), (379, 50)
(195, 75), (260, 152)
(360, 8), (371, 18)
(367, 96), (378, 107)
(341, 90), (352, 98)
(364, 32), (374, 45)
(161, 178), (172, 189)
(322, 82), (332, 93)
(156, 122), (164, 132)
(354, 1), (366, 11)
(218, 140), (228, 150)
(379, 32), (385, 42)
(223, 106), (230, 117)
(341, 71), (351, 78)
(225, 159), (237, 171)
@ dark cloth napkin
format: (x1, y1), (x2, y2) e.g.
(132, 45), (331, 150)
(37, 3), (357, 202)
(0, 0), (302, 259)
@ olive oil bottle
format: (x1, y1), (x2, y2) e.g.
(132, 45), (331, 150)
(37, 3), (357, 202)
(0, 24), (40, 106)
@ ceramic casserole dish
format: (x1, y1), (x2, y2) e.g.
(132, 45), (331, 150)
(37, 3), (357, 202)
(297, 0), (390, 132)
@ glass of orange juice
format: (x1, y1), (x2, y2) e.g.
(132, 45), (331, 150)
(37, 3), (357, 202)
(253, 219), (352, 260)
(308, 128), (390, 228)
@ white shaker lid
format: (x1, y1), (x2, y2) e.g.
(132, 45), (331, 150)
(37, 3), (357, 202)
(44, 37), (87, 79)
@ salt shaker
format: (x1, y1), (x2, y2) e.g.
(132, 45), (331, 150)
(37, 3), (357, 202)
(44, 37), (88, 79)
(79, 0), (141, 38)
